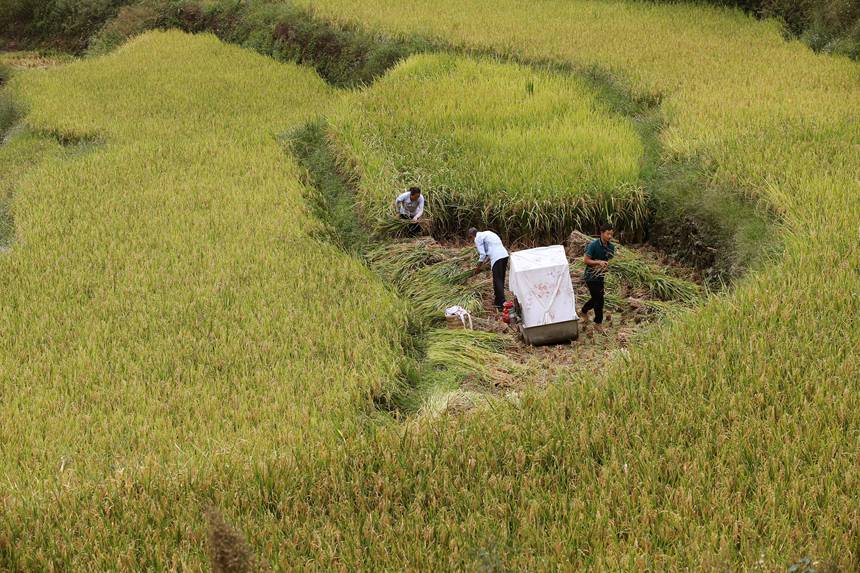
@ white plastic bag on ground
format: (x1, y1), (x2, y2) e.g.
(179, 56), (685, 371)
(445, 305), (473, 329)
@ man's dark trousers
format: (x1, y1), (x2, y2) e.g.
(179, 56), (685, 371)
(399, 214), (421, 237)
(492, 257), (509, 310)
(581, 280), (605, 323)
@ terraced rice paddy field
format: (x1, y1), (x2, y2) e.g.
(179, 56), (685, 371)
(1, 0), (859, 570)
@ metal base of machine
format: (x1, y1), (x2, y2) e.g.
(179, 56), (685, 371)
(519, 319), (579, 346)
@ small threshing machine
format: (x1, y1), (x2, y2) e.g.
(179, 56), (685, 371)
(509, 245), (579, 345)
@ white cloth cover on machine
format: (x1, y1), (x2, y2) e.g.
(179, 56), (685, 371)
(508, 245), (577, 328)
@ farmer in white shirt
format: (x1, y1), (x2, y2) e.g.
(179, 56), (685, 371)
(468, 227), (510, 310)
(394, 186), (424, 236)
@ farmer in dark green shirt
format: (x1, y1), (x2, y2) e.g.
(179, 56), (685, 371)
(581, 222), (616, 325)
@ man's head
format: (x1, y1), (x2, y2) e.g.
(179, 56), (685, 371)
(599, 222), (614, 243)
(409, 186), (421, 200)
(468, 227), (478, 239)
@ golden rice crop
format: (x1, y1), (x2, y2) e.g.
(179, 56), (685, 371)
(0, 31), (411, 569)
(282, 0), (860, 569)
(0, 131), (65, 247)
(4, 0), (860, 569)
(329, 53), (646, 240)
(367, 237), (485, 325)
(390, 328), (514, 415)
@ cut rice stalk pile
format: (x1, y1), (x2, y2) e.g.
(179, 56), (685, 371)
(568, 230), (702, 303)
(367, 237), (486, 325)
(404, 328), (516, 416)
(425, 328), (515, 383)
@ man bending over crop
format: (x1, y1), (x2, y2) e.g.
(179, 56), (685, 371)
(469, 227), (509, 311)
(581, 223), (615, 327)
(395, 186), (424, 236)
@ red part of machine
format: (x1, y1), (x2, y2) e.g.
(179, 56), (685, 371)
(500, 301), (514, 323)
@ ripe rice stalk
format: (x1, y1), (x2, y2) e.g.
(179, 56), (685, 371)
(419, 388), (490, 417)
(367, 237), (440, 287)
(608, 254), (701, 302)
(636, 298), (685, 315)
(391, 328), (514, 415)
(424, 328), (515, 385)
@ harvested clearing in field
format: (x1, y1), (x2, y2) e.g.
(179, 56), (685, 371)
(374, 234), (704, 414)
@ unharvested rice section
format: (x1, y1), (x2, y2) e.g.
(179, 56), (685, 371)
(0, 31), (409, 570)
(329, 54), (646, 242)
(287, 1), (860, 569)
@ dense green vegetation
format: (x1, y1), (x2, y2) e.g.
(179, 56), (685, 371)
(1, 0), (431, 85)
(3, 0), (858, 60)
(656, 0), (860, 58)
(0, 0), (129, 51)
(330, 54), (645, 241)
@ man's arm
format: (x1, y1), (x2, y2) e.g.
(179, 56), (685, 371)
(584, 255), (608, 268)
(394, 193), (405, 211)
(412, 196), (424, 221)
(475, 236), (488, 271)
(584, 243), (608, 269)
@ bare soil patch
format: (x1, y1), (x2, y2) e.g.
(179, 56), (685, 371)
(435, 231), (703, 390)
